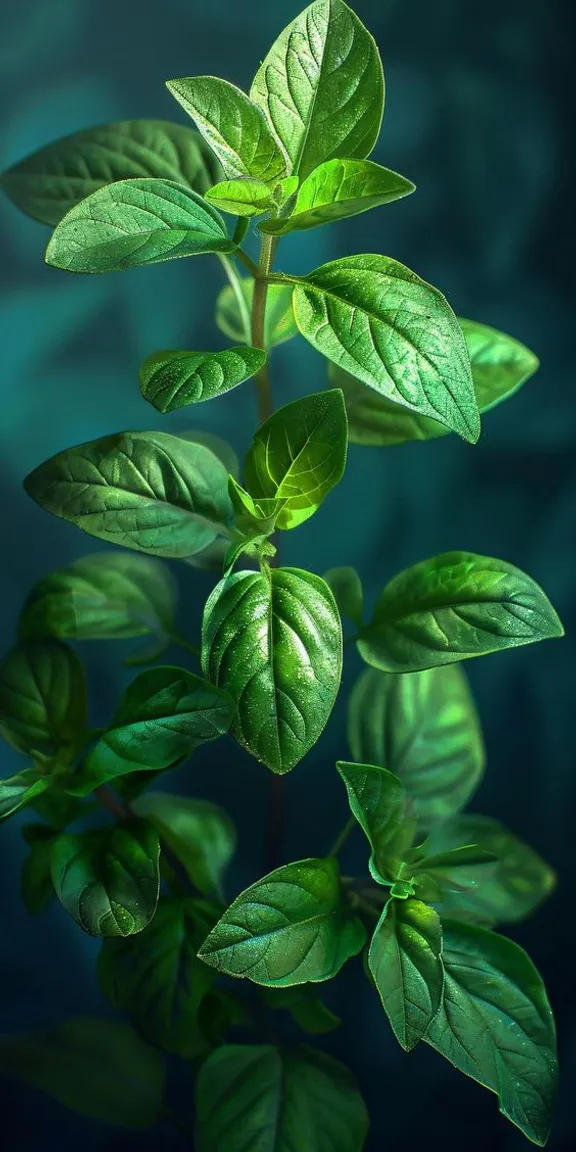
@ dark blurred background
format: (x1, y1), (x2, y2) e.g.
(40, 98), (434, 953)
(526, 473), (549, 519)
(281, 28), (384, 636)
(0, 0), (574, 1148)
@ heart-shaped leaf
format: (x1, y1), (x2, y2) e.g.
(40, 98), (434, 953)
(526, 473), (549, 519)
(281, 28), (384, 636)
(0, 640), (87, 760)
(369, 897), (444, 1051)
(260, 158), (414, 234)
(140, 346), (266, 412)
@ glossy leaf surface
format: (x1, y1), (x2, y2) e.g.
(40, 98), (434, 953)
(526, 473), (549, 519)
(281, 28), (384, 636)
(205, 177), (274, 216)
(369, 898), (443, 1050)
(336, 761), (412, 883)
(260, 158), (414, 234)
(0, 640), (86, 759)
(140, 346), (266, 412)
(133, 792), (236, 898)
(0, 769), (50, 821)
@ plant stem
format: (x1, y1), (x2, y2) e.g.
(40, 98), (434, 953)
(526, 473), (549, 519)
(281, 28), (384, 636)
(94, 785), (131, 821)
(328, 815), (357, 858)
(217, 253), (252, 344)
(235, 248), (260, 279)
(251, 233), (277, 423)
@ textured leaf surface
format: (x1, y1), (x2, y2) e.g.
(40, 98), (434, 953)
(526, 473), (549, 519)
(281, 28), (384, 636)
(202, 567), (342, 773)
(369, 898), (443, 1050)
(0, 769), (50, 821)
(260, 158), (414, 234)
(198, 857), (365, 986)
(336, 761), (412, 883)
(205, 177), (274, 216)
(216, 278), (297, 347)
(323, 566), (363, 628)
(133, 792), (236, 898)
(0, 640), (86, 759)
(140, 346), (266, 412)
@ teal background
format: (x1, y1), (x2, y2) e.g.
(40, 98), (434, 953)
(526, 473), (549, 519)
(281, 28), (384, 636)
(0, 0), (574, 1147)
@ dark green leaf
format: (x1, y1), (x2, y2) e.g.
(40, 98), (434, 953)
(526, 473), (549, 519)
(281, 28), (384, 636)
(20, 824), (56, 915)
(336, 761), (413, 884)
(216, 278), (297, 348)
(45, 178), (234, 273)
(263, 987), (341, 1034)
(198, 857), (365, 986)
(206, 177), (274, 216)
(292, 255), (479, 444)
(260, 158), (414, 234)
(357, 552), (564, 673)
(132, 791), (236, 898)
(140, 346), (266, 412)
(28, 785), (86, 829)
(202, 567), (342, 773)
(425, 920), (557, 1145)
(24, 430), (232, 559)
(369, 897), (443, 1051)
(0, 1017), (165, 1128)
(0, 640), (87, 759)
(0, 768), (50, 821)
(411, 844), (498, 903)
(323, 566), (363, 628)
(178, 428), (240, 478)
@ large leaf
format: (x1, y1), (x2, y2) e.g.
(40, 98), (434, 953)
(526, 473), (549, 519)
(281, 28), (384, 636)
(425, 921), (557, 1145)
(140, 346), (266, 412)
(260, 158), (414, 234)
(369, 898), (443, 1051)
(0, 640), (87, 759)
(0, 769), (50, 821)
(98, 897), (218, 1057)
(201, 567), (342, 773)
(242, 389), (348, 529)
(292, 255), (479, 443)
(195, 1043), (369, 1152)
(198, 857), (365, 986)
(0, 1018), (164, 1129)
(132, 792), (236, 898)
(73, 666), (235, 794)
(216, 278), (297, 348)
(167, 76), (287, 183)
(45, 178), (234, 273)
(50, 819), (160, 936)
(357, 552), (564, 673)
(24, 430), (232, 559)
(336, 761), (412, 884)
(250, 0), (384, 180)
(347, 665), (485, 833)
(205, 177), (274, 217)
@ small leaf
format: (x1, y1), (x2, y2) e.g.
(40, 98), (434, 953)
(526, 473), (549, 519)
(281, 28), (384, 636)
(20, 824), (56, 915)
(132, 791), (236, 898)
(460, 317), (539, 413)
(243, 390), (348, 529)
(323, 566), (363, 628)
(0, 1018), (165, 1128)
(140, 346), (266, 412)
(292, 255), (479, 443)
(205, 177), (274, 217)
(0, 119), (219, 225)
(250, 0), (384, 180)
(411, 844), (498, 902)
(369, 898), (443, 1051)
(45, 178), (234, 273)
(167, 76), (287, 183)
(425, 920), (557, 1146)
(202, 568), (342, 774)
(198, 857), (365, 986)
(336, 761), (412, 884)
(0, 640), (87, 759)
(216, 278), (297, 348)
(260, 158), (414, 234)
(24, 430), (232, 559)
(0, 769), (50, 821)
(195, 1042), (369, 1152)
(263, 987), (341, 1034)
(357, 552), (564, 673)
(51, 818), (160, 936)
(347, 664), (485, 833)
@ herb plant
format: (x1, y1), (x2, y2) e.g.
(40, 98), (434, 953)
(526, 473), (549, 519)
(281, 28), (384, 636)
(0, 1), (563, 1147)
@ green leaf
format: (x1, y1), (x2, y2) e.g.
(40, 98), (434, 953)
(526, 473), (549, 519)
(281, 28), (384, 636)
(263, 986), (341, 1033)
(195, 1043), (369, 1152)
(20, 824), (56, 915)
(368, 898), (443, 1051)
(357, 552), (564, 673)
(0, 1017), (165, 1128)
(132, 791), (236, 898)
(425, 920), (557, 1145)
(242, 390), (348, 529)
(411, 844), (498, 902)
(347, 665), (485, 833)
(292, 255), (479, 444)
(167, 76), (287, 183)
(179, 428), (240, 478)
(460, 318), (540, 412)
(335, 761), (413, 884)
(198, 857), (365, 986)
(216, 278), (297, 348)
(45, 178), (234, 273)
(260, 158), (414, 234)
(250, 0), (384, 180)
(205, 177), (274, 217)
(98, 897), (219, 1057)
(27, 785), (86, 829)
(0, 768), (50, 821)
(51, 818), (160, 936)
(25, 430), (232, 559)
(140, 346), (266, 412)
(223, 530), (276, 576)
(0, 640), (87, 759)
(323, 566), (363, 628)
(74, 666), (235, 794)
(202, 567), (342, 774)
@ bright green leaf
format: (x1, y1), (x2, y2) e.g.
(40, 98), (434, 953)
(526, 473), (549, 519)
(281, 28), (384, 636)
(323, 566), (363, 628)
(0, 640), (87, 759)
(132, 791), (236, 898)
(20, 825), (56, 916)
(216, 278), (297, 348)
(369, 897), (443, 1051)
(139, 346), (266, 412)
(335, 761), (413, 884)
(460, 317), (539, 413)
(0, 769), (50, 821)
(260, 158), (414, 234)
(205, 177), (274, 217)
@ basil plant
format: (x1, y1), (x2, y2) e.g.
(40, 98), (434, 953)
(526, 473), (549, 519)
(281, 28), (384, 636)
(0, 1), (563, 1147)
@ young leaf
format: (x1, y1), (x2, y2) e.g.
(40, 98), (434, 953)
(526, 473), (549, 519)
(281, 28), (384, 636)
(24, 430), (232, 559)
(323, 566), (363, 628)
(425, 920), (557, 1146)
(260, 158), (414, 234)
(0, 119), (219, 226)
(0, 640), (87, 759)
(132, 792), (236, 898)
(347, 665), (485, 833)
(216, 278), (297, 347)
(166, 76), (287, 183)
(335, 761), (412, 884)
(51, 818), (160, 936)
(242, 390), (348, 529)
(368, 898), (443, 1051)
(460, 317), (540, 413)
(411, 844), (498, 902)
(139, 346), (266, 412)
(20, 825), (56, 915)
(357, 552), (564, 673)
(250, 0), (384, 180)
(195, 1043), (369, 1152)
(45, 178), (234, 274)
(263, 986), (341, 1034)
(206, 177), (274, 217)
(0, 1018), (165, 1129)
(98, 897), (219, 1057)
(292, 255), (480, 444)
(201, 568), (342, 773)
(0, 769), (50, 821)
(198, 857), (365, 986)
(74, 666), (235, 794)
